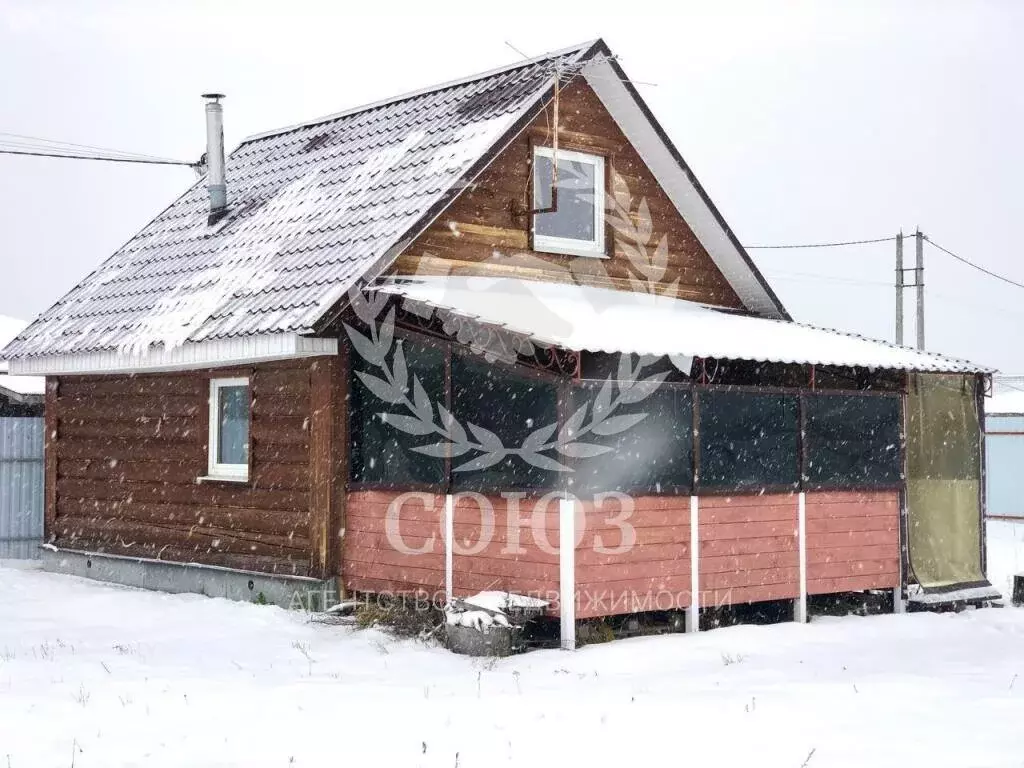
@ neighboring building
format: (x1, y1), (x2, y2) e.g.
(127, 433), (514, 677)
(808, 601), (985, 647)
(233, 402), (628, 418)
(0, 316), (44, 558)
(985, 375), (1024, 520)
(2, 41), (997, 639)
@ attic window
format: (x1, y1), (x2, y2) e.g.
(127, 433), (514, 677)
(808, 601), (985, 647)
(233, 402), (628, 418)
(207, 377), (250, 481)
(532, 146), (606, 258)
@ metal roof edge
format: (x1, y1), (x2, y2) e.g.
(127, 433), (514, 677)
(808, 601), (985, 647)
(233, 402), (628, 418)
(241, 39), (602, 144)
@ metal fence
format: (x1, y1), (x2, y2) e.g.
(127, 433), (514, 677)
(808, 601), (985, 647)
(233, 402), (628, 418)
(0, 417), (44, 558)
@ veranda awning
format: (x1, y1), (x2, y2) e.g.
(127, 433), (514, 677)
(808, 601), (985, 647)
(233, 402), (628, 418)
(372, 276), (990, 374)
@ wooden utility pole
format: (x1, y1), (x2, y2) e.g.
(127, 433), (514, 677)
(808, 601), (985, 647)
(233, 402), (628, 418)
(915, 228), (925, 350)
(895, 230), (904, 345)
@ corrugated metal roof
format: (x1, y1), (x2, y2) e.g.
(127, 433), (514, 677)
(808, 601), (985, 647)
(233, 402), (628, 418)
(4, 42), (599, 359)
(374, 276), (991, 374)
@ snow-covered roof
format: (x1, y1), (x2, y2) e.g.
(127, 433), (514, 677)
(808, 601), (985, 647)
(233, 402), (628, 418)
(3, 39), (786, 369)
(374, 276), (989, 373)
(988, 376), (1024, 414)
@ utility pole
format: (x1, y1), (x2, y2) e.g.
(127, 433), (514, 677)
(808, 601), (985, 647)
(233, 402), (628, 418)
(915, 228), (925, 350)
(895, 231), (904, 345)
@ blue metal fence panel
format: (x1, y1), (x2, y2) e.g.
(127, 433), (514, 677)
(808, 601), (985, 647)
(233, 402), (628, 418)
(0, 417), (44, 558)
(987, 432), (1024, 519)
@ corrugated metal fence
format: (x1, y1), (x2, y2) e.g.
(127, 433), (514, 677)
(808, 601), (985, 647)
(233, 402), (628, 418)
(0, 417), (44, 558)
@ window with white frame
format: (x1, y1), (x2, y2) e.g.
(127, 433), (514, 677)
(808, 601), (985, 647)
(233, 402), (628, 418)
(208, 377), (250, 480)
(532, 146), (605, 257)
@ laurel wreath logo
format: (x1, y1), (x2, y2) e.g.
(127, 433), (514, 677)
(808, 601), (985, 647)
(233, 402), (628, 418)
(344, 171), (681, 474)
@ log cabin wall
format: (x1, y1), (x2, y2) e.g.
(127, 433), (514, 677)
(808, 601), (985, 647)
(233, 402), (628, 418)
(390, 79), (744, 308)
(47, 357), (343, 578)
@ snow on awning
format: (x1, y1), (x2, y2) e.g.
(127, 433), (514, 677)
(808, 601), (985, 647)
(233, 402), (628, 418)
(372, 276), (989, 374)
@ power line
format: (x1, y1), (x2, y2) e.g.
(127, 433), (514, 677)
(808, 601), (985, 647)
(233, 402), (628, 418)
(0, 148), (195, 167)
(0, 131), (182, 164)
(923, 235), (1024, 291)
(746, 236), (898, 250)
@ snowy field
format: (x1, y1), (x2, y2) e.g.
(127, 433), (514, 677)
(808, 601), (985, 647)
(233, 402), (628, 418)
(0, 523), (1022, 767)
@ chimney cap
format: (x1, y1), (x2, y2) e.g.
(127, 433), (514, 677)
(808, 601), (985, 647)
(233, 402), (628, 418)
(202, 93), (226, 102)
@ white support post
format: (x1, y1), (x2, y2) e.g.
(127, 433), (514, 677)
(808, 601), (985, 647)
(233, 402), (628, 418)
(686, 495), (700, 633)
(559, 496), (576, 650)
(795, 491), (808, 623)
(444, 494), (454, 605)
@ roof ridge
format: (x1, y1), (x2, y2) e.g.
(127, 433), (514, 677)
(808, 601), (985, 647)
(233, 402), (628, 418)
(241, 39), (601, 144)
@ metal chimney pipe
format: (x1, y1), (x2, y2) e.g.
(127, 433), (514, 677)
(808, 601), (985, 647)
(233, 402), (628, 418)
(202, 93), (226, 217)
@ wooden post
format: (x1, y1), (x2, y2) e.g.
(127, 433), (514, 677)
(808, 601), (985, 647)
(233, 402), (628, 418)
(309, 357), (338, 581)
(686, 495), (700, 633)
(43, 377), (58, 543)
(444, 494), (454, 604)
(795, 491), (808, 623)
(559, 496), (576, 650)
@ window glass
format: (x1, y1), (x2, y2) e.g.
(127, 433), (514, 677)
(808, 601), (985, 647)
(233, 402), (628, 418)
(216, 385), (249, 465)
(534, 153), (597, 241)
(699, 390), (800, 490)
(568, 382), (693, 495)
(451, 353), (560, 491)
(349, 336), (446, 486)
(804, 394), (901, 487)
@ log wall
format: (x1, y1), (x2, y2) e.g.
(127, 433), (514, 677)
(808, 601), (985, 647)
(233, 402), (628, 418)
(48, 358), (340, 577)
(391, 79), (744, 309)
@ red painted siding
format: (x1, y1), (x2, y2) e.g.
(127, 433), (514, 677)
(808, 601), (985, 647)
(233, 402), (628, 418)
(698, 494), (801, 607)
(450, 493), (560, 602)
(575, 495), (691, 619)
(805, 490), (900, 594)
(344, 490), (446, 598)
(340, 489), (902, 616)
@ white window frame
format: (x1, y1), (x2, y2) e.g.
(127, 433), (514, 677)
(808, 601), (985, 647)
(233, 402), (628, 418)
(531, 145), (606, 258)
(207, 377), (250, 481)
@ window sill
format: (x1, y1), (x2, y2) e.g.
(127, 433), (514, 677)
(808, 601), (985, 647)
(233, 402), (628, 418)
(532, 240), (609, 259)
(197, 474), (250, 485)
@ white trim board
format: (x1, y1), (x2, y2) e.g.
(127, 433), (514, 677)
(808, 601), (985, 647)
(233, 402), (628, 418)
(7, 334), (338, 376)
(583, 59), (785, 319)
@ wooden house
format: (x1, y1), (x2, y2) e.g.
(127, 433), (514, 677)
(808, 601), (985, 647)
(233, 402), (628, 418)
(3, 41), (997, 643)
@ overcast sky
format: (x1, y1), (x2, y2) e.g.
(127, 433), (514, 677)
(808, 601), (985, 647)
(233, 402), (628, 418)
(1, 0), (1022, 372)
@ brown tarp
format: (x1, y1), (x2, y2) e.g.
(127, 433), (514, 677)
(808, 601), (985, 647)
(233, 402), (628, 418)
(905, 374), (985, 588)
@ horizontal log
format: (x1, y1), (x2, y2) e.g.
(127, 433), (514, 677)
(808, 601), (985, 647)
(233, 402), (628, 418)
(58, 417), (202, 443)
(56, 477), (307, 513)
(56, 438), (202, 462)
(58, 376), (204, 399)
(806, 544), (897, 564)
(251, 417), (309, 446)
(253, 394), (307, 419)
(58, 395), (203, 420)
(55, 515), (309, 558)
(57, 497), (309, 538)
(252, 369), (310, 397)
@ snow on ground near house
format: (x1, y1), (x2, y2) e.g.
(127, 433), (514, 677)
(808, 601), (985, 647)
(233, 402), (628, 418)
(2, 529), (1024, 767)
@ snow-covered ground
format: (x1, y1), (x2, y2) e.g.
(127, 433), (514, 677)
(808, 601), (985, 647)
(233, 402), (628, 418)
(2, 525), (1023, 767)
